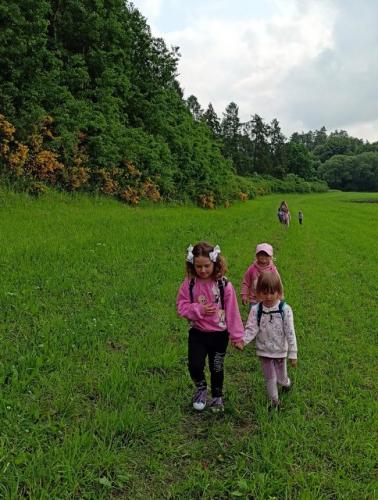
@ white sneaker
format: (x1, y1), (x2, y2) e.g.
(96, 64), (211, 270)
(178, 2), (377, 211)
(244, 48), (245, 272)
(192, 387), (207, 411)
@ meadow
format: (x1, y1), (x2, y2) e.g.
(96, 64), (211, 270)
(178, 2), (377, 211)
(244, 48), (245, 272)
(0, 189), (376, 499)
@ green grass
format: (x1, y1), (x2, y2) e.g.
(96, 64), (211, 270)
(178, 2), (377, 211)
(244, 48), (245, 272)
(0, 189), (377, 498)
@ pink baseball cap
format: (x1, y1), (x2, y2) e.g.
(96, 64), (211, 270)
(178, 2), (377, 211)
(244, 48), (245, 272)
(255, 243), (273, 256)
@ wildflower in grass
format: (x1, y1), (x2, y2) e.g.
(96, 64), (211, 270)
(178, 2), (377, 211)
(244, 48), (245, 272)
(242, 272), (298, 408)
(241, 243), (280, 308)
(177, 242), (244, 413)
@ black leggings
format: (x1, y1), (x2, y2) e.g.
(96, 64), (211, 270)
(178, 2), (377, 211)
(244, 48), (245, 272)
(188, 328), (229, 397)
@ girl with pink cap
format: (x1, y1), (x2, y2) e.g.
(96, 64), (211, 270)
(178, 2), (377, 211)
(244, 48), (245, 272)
(241, 243), (280, 309)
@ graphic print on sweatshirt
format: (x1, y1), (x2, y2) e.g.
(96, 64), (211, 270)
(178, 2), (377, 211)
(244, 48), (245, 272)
(212, 282), (226, 329)
(192, 283), (226, 329)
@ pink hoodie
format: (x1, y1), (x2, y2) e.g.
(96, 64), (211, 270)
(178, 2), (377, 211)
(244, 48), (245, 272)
(241, 261), (280, 304)
(176, 278), (244, 342)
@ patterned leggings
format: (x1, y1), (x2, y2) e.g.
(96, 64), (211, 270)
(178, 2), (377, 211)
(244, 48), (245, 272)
(188, 328), (229, 397)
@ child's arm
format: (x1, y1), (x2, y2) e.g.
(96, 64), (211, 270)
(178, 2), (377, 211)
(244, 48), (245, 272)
(224, 283), (244, 344)
(176, 281), (206, 321)
(244, 305), (259, 346)
(241, 267), (252, 305)
(283, 305), (297, 365)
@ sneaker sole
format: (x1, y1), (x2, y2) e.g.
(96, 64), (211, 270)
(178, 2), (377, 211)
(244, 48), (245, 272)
(210, 406), (224, 413)
(193, 403), (206, 411)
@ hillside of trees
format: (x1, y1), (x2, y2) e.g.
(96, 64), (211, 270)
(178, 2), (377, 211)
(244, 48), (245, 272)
(194, 100), (378, 191)
(0, 1), (376, 206)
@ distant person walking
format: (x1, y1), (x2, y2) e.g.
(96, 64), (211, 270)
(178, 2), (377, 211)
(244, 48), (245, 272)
(278, 201), (290, 226)
(277, 206), (282, 223)
(176, 242), (244, 413)
(298, 210), (304, 225)
(241, 243), (280, 309)
(237, 272), (298, 409)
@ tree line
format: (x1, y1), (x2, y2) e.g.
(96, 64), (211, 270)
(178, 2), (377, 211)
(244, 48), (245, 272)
(0, 1), (374, 205)
(188, 97), (378, 191)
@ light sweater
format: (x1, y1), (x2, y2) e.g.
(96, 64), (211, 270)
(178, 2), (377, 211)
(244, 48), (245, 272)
(176, 277), (244, 342)
(244, 300), (297, 359)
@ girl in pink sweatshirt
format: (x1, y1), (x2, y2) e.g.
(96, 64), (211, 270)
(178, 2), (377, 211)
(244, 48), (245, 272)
(176, 241), (244, 413)
(241, 243), (280, 308)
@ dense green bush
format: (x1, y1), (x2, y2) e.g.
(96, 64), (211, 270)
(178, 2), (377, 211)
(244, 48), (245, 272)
(319, 152), (378, 191)
(233, 174), (327, 198)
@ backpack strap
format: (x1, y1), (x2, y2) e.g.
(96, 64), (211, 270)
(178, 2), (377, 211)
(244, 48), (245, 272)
(217, 277), (228, 310)
(257, 300), (286, 326)
(278, 300), (285, 321)
(189, 278), (195, 303)
(257, 302), (263, 327)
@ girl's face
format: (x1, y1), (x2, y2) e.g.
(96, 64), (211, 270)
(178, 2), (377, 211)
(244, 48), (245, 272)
(258, 290), (281, 308)
(194, 256), (214, 280)
(256, 251), (271, 267)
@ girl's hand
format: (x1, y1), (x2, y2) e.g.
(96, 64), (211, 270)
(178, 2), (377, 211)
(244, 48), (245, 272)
(233, 341), (244, 350)
(242, 297), (248, 306)
(289, 359), (297, 367)
(203, 304), (217, 315)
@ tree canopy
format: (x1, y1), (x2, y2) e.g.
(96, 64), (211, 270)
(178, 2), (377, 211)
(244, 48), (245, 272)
(0, 0), (241, 205)
(0, 0), (375, 201)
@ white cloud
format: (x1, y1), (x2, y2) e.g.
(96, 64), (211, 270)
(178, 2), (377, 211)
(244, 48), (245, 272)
(276, 0), (378, 140)
(130, 0), (164, 23)
(164, 1), (334, 123)
(131, 0), (378, 142)
(341, 119), (378, 142)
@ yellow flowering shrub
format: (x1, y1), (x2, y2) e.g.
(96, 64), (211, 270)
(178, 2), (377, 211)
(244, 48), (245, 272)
(119, 187), (140, 205)
(0, 116), (163, 204)
(28, 182), (47, 197)
(125, 162), (142, 179)
(67, 167), (90, 191)
(142, 180), (161, 202)
(29, 150), (64, 184)
(102, 179), (119, 195)
(0, 114), (16, 140)
(8, 143), (29, 176)
(198, 194), (215, 209)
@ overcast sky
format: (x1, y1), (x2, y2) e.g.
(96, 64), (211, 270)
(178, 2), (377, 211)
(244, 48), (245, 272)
(131, 0), (378, 142)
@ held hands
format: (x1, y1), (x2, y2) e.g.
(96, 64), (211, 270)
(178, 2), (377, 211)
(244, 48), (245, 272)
(233, 341), (245, 350)
(289, 359), (297, 367)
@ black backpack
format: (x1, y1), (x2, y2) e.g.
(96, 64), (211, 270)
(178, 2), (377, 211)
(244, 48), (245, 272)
(189, 277), (228, 309)
(257, 300), (285, 327)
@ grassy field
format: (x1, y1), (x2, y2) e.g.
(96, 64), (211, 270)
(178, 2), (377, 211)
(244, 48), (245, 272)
(0, 189), (377, 499)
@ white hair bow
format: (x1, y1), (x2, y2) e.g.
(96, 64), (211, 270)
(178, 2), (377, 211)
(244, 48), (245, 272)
(186, 244), (194, 263)
(209, 245), (221, 262)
